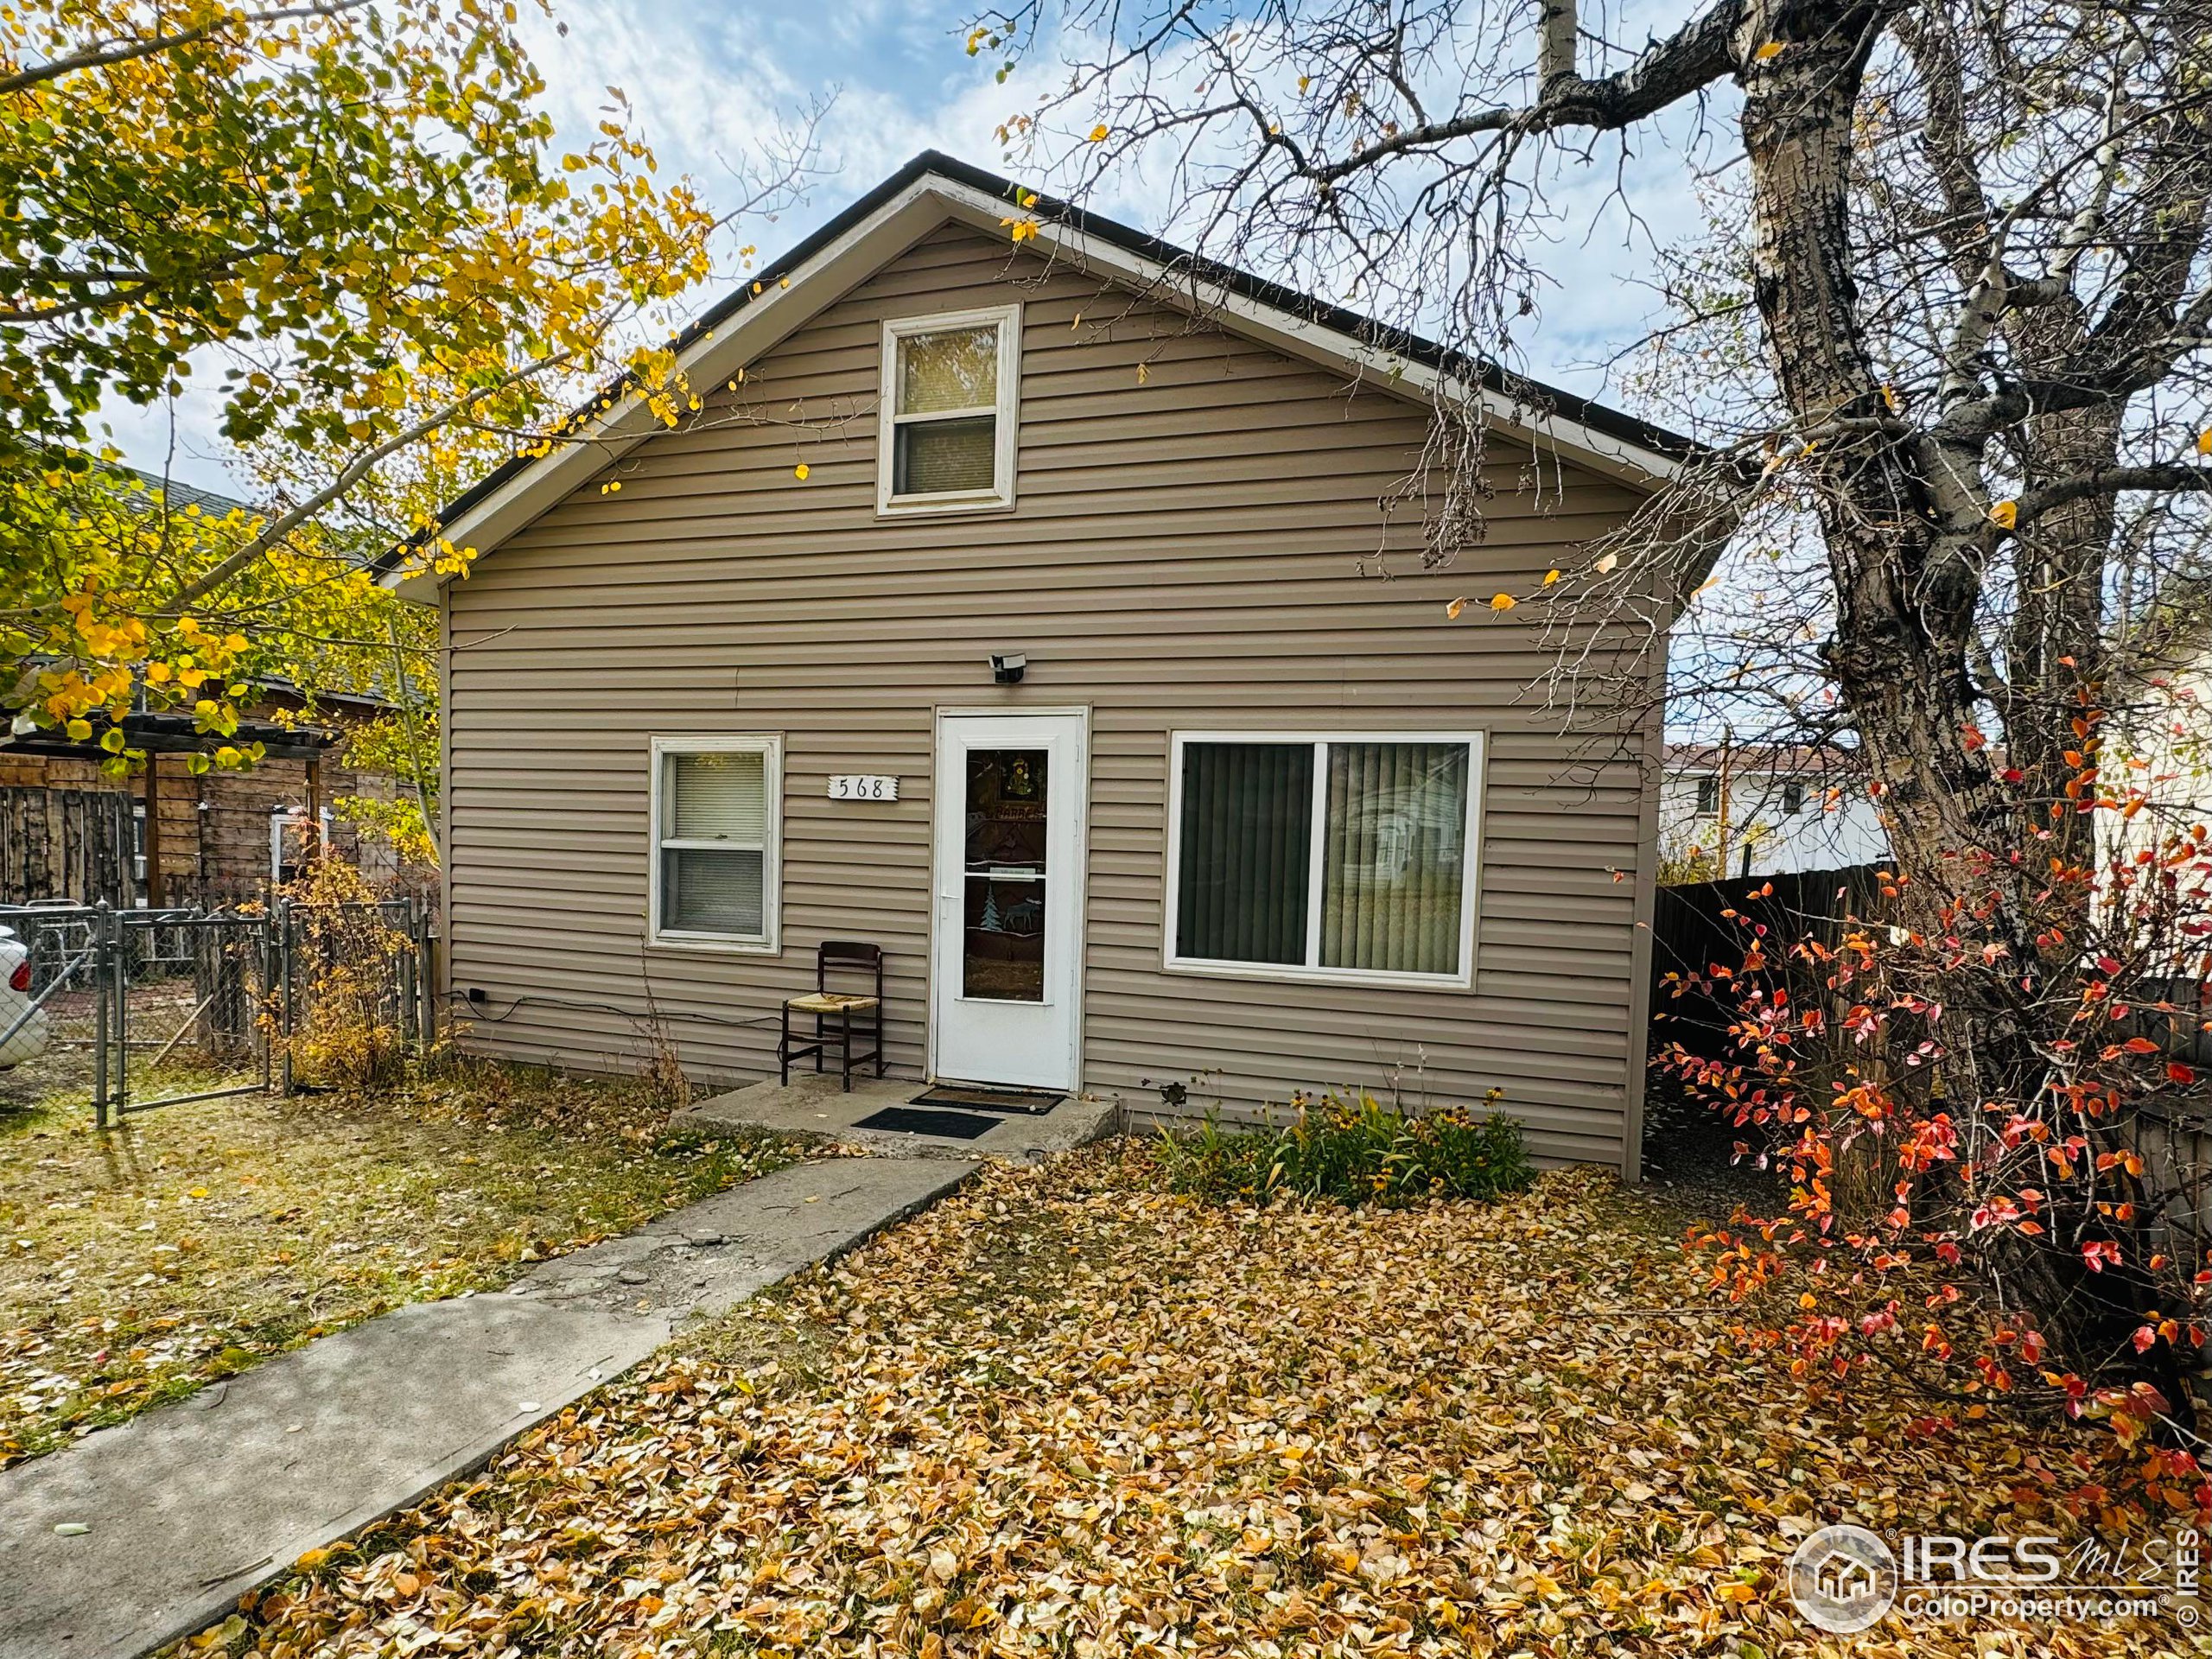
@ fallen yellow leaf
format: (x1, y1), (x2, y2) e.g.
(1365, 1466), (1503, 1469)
(1990, 499), (2018, 529)
(793, 463), (810, 481)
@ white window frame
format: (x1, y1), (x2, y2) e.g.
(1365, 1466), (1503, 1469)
(876, 303), (1021, 516)
(647, 734), (784, 955)
(1163, 730), (1485, 991)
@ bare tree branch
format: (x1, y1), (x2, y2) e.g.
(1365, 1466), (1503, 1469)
(0, 0), (372, 98)
(2015, 462), (2212, 524)
(162, 353), (582, 613)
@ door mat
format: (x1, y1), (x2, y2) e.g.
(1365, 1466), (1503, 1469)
(852, 1105), (1001, 1141)
(911, 1084), (1064, 1116)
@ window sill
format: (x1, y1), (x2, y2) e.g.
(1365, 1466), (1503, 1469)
(1163, 957), (1475, 994)
(646, 931), (780, 957)
(876, 491), (1015, 519)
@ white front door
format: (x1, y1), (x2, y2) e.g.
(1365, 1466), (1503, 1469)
(931, 710), (1087, 1090)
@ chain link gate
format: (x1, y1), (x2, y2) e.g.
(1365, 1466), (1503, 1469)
(1, 897), (437, 1124)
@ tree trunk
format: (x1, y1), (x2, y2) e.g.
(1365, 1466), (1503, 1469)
(2007, 301), (2122, 881)
(1737, 7), (2192, 1427)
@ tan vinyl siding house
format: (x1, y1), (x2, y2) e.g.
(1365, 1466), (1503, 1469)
(397, 155), (1684, 1173)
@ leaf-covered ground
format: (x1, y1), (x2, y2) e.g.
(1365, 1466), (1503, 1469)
(192, 1149), (2190, 1657)
(0, 1062), (807, 1465)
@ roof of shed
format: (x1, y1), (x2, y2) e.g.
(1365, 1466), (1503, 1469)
(2, 709), (339, 762)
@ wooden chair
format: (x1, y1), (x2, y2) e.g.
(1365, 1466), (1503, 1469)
(779, 940), (885, 1091)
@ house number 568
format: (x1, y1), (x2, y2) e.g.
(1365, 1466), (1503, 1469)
(828, 774), (898, 801)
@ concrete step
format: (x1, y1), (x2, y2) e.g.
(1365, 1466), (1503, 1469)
(680, 1073), (1120, 1159)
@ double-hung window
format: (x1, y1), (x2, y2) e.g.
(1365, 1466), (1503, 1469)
(877, 305), (1020, 513)
(1166, 733), (1484, 988)
(649, 735), (781, 952)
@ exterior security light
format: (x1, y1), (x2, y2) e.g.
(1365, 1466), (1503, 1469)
(990, 653), (1027, 684)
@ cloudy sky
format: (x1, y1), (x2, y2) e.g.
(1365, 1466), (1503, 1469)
(102, 0), (1717, 497)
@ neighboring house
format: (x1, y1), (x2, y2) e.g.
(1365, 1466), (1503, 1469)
(2106, 634), (2212, 874)
(1659, 744), (1890, 880)
(0, 678), (403, 906)
(382, 153), (1697, 1173)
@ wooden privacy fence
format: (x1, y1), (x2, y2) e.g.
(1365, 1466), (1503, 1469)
(2133, 1111), (2212, 1270)
(1648, 863), (2212, 1255)
(1648, 864), (1887, 1063)
(0, 785), (137, 907)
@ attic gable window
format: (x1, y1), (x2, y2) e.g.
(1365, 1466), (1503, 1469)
(878, 305), (1020, 514)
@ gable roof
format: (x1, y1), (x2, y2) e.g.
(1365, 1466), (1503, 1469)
(384, 151), (1694, 594)
(120, 465), (253, 519)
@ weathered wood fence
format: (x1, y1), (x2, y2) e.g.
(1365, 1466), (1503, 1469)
(1648, 864), (1887, 1063)
(0, 785), (137, 906)
(1648, 863), (2212, 1253)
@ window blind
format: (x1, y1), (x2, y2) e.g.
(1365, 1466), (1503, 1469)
(667, 751), (765, 842)
(1175, 742), (1313, 964)
(1172, 737), (1475, 980)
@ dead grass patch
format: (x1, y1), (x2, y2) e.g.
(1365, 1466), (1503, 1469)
(0, 1058), (809, 1465)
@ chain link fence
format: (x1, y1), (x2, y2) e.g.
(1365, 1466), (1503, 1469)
(0, 897), (436, 1124)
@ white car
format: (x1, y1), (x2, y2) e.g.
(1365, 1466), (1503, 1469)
(0, 925), (49, 1069)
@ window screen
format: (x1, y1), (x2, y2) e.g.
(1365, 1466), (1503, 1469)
(1318, 741), (1470, 976)
(657, 747), (772, 943)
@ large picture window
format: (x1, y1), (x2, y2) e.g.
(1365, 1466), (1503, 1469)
(1166, 733), (1483, 987)
(649, 735), (781, 952)
(877, 305), (1020, 513)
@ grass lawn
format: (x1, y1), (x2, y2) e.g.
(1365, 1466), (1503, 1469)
(194, 1149), (2183, 1658)
(0, 1060), (810, 1466)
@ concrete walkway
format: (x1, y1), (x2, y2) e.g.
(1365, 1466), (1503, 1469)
(0, 1157), (970, 1659)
